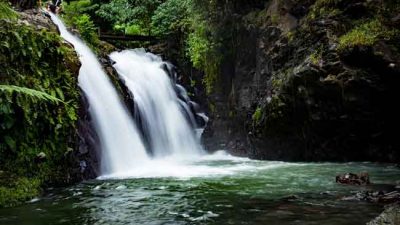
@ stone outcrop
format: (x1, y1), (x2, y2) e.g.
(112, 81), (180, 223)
(202, 0), (400, 162)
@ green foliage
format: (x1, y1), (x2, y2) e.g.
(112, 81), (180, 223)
(63, 0), (100, 48)
(96, 0), (161, 35)
(124, 24), (142, 35)
(0, 0), (17, 20)
(186, 22), (209, 70)
(338, 19), (397, 51)
(286, 31), (295, 42)
(252, 107), (263, 124)
(184, 0), (226, 94)
(308, 0), (342, 20)
(309, 47), (323, 65)
(62, 0), (97, 18)
(186, 24), (221, 94)
(74, 14), (99, 46)
(0, 85), (62, 103)
(0, 176), (40, 207)
(151, 0), (190, 36)
(65, 0), (224, 95)
(271, 68), (293, 91)
(0, 19), (80, 206)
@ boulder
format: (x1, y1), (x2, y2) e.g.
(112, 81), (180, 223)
(336, 172), (370, 185)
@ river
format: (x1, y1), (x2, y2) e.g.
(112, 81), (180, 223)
(0, 151), (398, 225)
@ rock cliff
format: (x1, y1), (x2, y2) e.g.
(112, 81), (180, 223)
(202, 0), (400, 162)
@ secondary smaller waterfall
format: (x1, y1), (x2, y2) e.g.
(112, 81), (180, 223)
(110, 50), (206, 159)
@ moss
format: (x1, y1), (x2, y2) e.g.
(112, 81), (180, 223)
(307, 0), (342, 20)
(338, 19), (397, 51)
(286, 31), (295, 43)
(309, 48), (323, 65)
(252, 107), (263, 124)
(0, 175), (40, 207)
(271, 67), (293, 91)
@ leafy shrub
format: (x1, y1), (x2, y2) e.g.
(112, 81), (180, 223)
(0, 0), (17, 20)
(186, 22), (209, 69)
(62, 0), (96, 18)
(124, 24), (143, 35)
(151, 0), (190, 36)
(74, 14), (99, 46)
(96, 0), (161, 35)
(186, 24), (221, 94)
(63, 0), (100, 48)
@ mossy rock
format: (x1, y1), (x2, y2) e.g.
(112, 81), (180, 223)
(0, 9), (81, 207)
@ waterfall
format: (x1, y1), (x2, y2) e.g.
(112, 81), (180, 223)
(49, 14), (149, 176)
(109, 50), (205, 159)
(50, 14), (207, 178)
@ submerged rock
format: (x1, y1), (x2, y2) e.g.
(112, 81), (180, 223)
(342, 190), (400, 204)
(336, 172), (370, 185)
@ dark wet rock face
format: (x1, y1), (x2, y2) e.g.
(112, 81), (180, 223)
(202, 0), (400, 162)
(75, 92), (101, 180)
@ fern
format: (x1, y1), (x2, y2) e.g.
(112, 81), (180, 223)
(0, 85), (62, 103)
(0, 1), (17, 20)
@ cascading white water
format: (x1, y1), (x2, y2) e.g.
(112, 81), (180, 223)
(50, 14), (207, 178)
(49, 13), (150, 176)
(109, 50), (205, 159)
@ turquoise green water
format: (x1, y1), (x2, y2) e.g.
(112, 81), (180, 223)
(0, 153), (399, 225)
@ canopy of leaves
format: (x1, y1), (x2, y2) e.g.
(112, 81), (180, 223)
(96, 0), (161, 35)
(151, 0), (190, 36)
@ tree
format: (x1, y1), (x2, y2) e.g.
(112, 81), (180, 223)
(96, 0), (162, 35)
(151, 0), (190, 36)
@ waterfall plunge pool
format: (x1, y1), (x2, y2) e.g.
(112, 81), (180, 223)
(0, 151), (399, 225)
